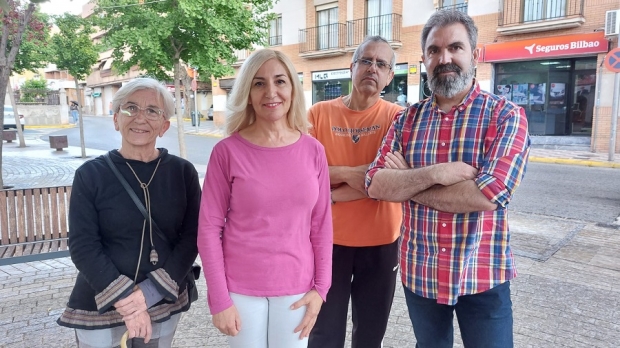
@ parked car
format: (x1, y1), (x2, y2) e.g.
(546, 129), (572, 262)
(3, 105), (24, 130)
(207, 105), (213, 120)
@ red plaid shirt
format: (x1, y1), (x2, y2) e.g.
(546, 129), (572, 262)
(366, 83), (530, 305)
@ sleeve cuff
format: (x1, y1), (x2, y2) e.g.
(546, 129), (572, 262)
(94, 275), (133, 314)
(147, 268), (180, 302)
(138, 278), (166, 308)
(207, 292), (234, 315)
(475, 173), (510, 207)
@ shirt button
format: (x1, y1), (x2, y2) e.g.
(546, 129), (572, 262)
(441, 142), (446, 146)
(444, 117), (450, 121)
(441, 223), (447, 227)
(441, 248), (446, 252)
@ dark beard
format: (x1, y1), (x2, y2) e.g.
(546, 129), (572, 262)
(428, 62), (475, 98)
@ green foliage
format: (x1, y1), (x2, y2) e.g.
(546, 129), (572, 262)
(50, 13), (99, 81)
(21, 77), (46, 89)
(94, 0), (276, 81)
(19, 77), (48, 102)
(13, 10), (51, 74)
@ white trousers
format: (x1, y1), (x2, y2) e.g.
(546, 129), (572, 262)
(228, 292), (308, 348)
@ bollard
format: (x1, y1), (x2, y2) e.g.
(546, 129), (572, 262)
(49, 135), (68, 151)
(2, 130), (17, 143)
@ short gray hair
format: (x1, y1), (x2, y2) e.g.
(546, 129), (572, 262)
(421, 9), (478, 53)
(111, 78), (175, 120)
(351, 35), (396, 69)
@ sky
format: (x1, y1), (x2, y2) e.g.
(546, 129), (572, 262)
(39, 0), (91, 17)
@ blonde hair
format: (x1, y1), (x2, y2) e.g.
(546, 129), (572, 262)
(226, 49), (309, 135)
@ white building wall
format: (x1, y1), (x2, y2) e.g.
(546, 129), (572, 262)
(272, 0), (305, 45)
(402, 0), (435, 27)
(468, 0), (500, 17)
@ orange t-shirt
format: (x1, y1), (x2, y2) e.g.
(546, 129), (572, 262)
(308, 97), (404, 247)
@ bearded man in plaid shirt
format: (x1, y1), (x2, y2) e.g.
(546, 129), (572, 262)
(366, 9), (530, 348)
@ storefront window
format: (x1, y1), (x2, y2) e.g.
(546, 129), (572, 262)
(312, 68), (351, 104)
(382, 63), (408, 105)
(495, 58), (596, 136)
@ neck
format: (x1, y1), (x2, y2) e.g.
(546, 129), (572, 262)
(118, 146), (159, 162)
(343, 93), (380, 111)
(242, 118), (298, 147)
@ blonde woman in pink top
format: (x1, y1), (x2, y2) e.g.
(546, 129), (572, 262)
(197, 49), (333, 348)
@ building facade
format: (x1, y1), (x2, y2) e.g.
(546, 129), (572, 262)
(212, 0), (620, 153)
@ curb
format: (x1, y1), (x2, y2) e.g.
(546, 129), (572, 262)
(25, 124), (76, 129)
(529, 156), (620, 169)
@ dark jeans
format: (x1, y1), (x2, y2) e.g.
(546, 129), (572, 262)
(309, 241), (399, 348)
(403, 282), (513, 348)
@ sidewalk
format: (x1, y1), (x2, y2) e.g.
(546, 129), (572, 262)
(0, 212), (619, 347)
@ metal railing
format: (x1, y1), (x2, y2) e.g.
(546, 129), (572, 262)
(299, 23), (347, 53)
(346, 13), (402, 47)
(14, 90), (60, 105)
(269, 35), (282, 46)
(498, 0), (584, 26)
(439, 3), (468, 13)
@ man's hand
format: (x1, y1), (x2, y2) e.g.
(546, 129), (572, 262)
(383, 151), (408, 169)
(291, 290), (323, 339)
(329, 165), (369, 194)
(212, 305), (241, 336)
(115, 288), (147, 320)
(432, 162), (478, 186)
(125, 310), (152, 343)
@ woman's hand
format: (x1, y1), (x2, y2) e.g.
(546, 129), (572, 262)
(291, 290), (323, 339)
(212, 305), (241, 336)
(115, 288), (147, 320)
(124, 310), (152, 343)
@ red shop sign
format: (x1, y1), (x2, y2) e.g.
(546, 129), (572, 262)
(483, 32), (608, 63)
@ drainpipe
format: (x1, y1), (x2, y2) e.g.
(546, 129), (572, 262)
(591, 56), (604, 153)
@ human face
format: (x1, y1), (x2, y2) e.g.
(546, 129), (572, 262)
(350, 41), (394, 97)
(249, 58), (293, 124)
(422, 23), (479, 99)
(113, 89), (170, 150)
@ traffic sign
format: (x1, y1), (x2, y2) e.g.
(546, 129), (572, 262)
(604, 48), (620, 73)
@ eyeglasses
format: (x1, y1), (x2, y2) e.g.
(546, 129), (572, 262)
(354, 58), (392, 72)
(119, 103), (165, 121)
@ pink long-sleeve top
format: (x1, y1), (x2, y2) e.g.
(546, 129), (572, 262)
(198, 132), (333, 315)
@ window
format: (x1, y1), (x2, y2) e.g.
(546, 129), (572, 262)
(366, 0), (392, 40)
(439, 0), (468, 13)
(317, 6), (338, 50)
(269, 15), (282, 46)
(523, 0), (566, 22)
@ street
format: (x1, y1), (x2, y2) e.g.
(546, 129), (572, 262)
(46, 116), (620, 225)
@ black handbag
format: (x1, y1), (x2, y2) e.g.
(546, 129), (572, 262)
(103, 153), (200, 302)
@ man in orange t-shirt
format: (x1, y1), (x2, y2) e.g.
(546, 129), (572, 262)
(308, 36), (404, 348)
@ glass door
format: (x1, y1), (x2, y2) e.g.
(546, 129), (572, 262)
(571, 71), (596, 135)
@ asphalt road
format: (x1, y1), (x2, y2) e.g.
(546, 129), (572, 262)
(45, 116), (620, 225)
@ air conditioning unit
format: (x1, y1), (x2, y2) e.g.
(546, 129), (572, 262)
(605, 10), (620, 37)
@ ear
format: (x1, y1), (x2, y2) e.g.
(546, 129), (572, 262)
(472, 48), (480, 66)
(113, 113), (120, 131)
(159, 119), (171, 137)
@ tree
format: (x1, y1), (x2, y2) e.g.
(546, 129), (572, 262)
(0, 0), (48, 188)
(19, 76), (47, 102)
(50, 13), (99, 158)
(95, 0), (275, 158)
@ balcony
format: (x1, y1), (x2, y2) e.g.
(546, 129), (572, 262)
(439, 3), (468, 13)
(498, 0), (585, 35)
(346, 14), (402, 49)
(299, 23), (347, 58)
(269, 35), (282, 46)
(232, 49), (252, 67)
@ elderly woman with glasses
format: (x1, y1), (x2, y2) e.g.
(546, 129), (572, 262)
(57, 78), (201, 348)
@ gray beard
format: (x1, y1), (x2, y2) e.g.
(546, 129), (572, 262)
(428, 64), (475, 99)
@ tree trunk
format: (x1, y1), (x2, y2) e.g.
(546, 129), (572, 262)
(75, 78), (86, 158)
(7, 79), (25, 147)
(173, 59), (187, 158)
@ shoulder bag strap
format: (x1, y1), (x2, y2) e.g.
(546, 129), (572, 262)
(103, 152), (171, 245)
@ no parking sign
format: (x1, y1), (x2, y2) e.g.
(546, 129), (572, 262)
(604, 48), (620, 73)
